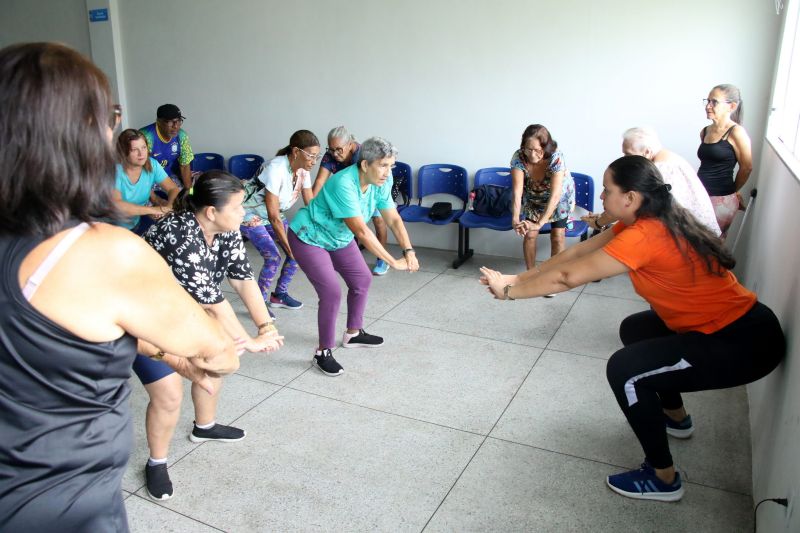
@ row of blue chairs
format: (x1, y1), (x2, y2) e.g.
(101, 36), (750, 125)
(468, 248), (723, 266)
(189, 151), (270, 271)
(392, 164), (595, 268)
(191, 152), (265, 180)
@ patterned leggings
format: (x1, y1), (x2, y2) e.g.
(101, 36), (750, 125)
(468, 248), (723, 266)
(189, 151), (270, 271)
(239, 220), (299, 298)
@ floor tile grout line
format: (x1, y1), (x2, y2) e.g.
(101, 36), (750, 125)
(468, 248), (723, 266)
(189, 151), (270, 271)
(420, 350), (546, 532)
(232, 369), (752, 501)
(369, 269), (446, 321)
(127, 493), (227, 532)
(483, 435), (753, 498)
(280, 384), (490, 438)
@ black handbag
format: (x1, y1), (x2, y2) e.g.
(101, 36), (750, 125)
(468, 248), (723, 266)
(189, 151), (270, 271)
(472, 184), (512, 217)
(429, 202), (453, 220)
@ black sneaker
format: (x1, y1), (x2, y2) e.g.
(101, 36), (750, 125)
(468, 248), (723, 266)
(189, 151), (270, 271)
(314, 349), (344, 376)
(189, 422), (246, 443)
(341, 329), (384, 348)
(145, 463), (173, 501)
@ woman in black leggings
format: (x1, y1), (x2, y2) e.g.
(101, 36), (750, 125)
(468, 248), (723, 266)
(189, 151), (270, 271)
(480, 155), (785, 502)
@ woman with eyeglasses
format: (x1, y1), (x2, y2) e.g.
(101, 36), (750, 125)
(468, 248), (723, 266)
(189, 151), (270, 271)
(113, 128), (180, 235)
(510, 124), (576, 277)
(0, 42), (238, 531)
(241, 130), (318, 313)
(289, 137), (419, 376)
(313, 126), (391, 276)
(697, 84), (753, 236)
(481, 155), (784, 502)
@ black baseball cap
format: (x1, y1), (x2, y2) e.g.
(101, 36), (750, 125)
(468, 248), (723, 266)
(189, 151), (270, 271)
(156, 104), (185, 120)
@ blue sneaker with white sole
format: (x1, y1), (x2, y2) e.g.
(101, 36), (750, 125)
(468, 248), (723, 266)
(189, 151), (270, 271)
(372, 259), (390, 276)
(607, 462), (684, 502)
(269, 292), (303, 310)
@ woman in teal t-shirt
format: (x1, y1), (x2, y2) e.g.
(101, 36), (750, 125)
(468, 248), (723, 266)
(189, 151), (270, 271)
(112, 128), (179, 234)
(288, 137), (420, 376)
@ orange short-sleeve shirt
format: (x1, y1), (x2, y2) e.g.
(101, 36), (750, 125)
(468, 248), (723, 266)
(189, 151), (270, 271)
(603, 218), (755, 334)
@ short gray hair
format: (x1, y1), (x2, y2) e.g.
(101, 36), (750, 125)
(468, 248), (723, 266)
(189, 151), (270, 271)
(359, 137), (398, 165)
(622, 127), (662, 155)
(327, 125), (356, 144)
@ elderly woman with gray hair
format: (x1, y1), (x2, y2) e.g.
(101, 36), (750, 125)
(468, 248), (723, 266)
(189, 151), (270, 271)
(313, 126), (391, 275)
(583, 127), (721, 236)
(289, 137), (419, 376)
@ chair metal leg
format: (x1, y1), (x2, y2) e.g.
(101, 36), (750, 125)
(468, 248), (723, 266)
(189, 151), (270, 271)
(452, 225), (474, 269)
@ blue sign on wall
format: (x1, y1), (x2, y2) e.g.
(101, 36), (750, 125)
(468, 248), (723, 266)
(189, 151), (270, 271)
(89, 8), (109, 22)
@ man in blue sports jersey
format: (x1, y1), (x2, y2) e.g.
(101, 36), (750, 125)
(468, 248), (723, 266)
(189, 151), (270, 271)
(140, 104), (195, 189)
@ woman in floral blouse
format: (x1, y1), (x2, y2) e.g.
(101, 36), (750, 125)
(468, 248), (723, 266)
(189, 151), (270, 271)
(134, 170), (283, 501)
(510, 124), (575, 273)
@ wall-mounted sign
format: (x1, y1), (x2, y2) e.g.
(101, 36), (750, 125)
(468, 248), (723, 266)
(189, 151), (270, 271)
(89, 8), (109, 22)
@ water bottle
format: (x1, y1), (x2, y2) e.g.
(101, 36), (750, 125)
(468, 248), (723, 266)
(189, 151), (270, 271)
(467, 191), (476, 211)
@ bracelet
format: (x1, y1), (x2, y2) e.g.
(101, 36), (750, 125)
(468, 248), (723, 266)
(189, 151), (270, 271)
(503, 284), (515, 300)
(402, 248), (415, 257)
(257, 322), (277, 334)
(151, 350), (166, 361)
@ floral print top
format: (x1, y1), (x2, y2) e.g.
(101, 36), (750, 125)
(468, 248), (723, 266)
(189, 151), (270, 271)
(144, 210), (253, 304)
(510, 149), (575, 223)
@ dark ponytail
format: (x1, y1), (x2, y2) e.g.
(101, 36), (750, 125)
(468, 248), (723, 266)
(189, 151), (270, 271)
(607, 155), (735, 275)
(275, 129), (320, 156)
(173, 170), (243, 214)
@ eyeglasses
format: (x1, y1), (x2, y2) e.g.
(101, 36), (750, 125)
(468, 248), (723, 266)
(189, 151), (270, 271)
(703, 98), (730, 107)
(521, 147), (544, 157)
(299, 147), (322, 161)
(326, 145), (348, 156)
(162, 118), (184, 127)
(109, 104), (123, 130)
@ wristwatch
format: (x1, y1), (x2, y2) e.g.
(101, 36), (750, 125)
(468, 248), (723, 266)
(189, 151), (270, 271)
(402, 248), (415, 257)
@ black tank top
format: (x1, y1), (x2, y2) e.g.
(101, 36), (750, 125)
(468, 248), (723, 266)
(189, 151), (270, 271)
(697, 125), (738, 196)
(0, 232), (136, 532)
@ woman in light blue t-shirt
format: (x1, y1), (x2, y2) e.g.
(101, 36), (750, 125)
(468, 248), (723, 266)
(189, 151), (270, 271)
(112, 128), (179, 234)
(288, 137), (419, 377)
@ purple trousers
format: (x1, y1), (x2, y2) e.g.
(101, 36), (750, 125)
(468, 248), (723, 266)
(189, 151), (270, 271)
(288, 230), (371, 349)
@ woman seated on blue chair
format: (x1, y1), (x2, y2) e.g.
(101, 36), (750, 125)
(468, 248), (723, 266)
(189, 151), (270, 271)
(510, 124), (575, 274)
(112, 128), (179, 235)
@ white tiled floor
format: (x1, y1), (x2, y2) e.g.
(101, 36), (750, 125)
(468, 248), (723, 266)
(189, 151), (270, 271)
(124, 243), (754, 532)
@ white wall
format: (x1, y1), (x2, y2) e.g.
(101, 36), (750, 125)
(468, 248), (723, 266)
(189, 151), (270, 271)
(113, 0), (781, 257)
(0, 0), (90, 56)
(739, 141), (800, 532)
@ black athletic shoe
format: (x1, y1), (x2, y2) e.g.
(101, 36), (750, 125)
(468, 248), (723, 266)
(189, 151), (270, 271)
(189, 423), (246, 443)
(145, 463), (173, 501)
(314, 349), (344, 376)
(341, 329), (384, 348)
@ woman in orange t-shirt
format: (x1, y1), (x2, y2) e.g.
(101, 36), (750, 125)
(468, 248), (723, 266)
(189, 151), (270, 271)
(480, 155), (785, 503)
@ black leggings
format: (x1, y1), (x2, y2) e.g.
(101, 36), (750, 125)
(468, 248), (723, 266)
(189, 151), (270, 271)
(606, 302), (785, 469)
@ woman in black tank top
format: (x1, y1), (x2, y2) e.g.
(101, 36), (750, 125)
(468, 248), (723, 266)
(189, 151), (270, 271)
(0, 43), (239, 532)
(696, 84), (753, 236)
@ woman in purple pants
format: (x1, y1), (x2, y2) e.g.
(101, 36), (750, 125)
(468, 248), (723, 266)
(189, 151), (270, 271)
(288, 137), (419, 376)
(241, 130), (319, 315)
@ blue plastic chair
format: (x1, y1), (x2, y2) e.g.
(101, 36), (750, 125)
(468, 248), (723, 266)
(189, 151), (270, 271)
(400, 164), (469, 225)
(537, 172), (595, 240)
(400, 163), (469, 259)
(228, 154), (265, 180)
(452, 167), (513, 268)
(190, 153), (224, 173)
(391, 161), (412, 212)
